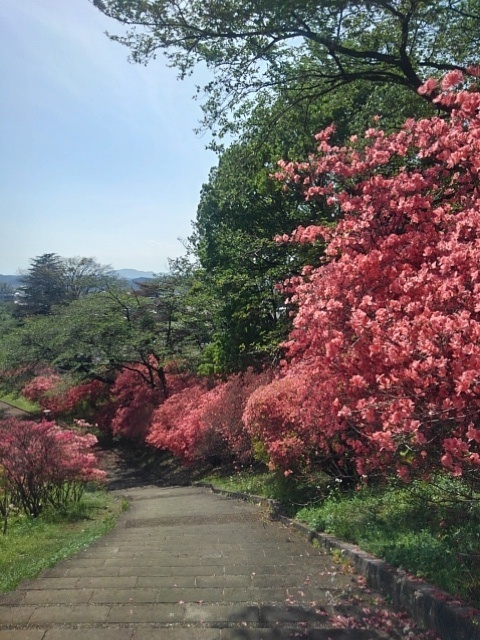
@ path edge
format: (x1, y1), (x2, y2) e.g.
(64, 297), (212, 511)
(197, 482), (480, 640)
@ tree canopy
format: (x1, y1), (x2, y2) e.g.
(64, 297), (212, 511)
(92, 0), (480, 134)
(18, 254), (118, 316)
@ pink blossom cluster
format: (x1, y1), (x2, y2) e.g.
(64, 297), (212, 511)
(23, 374), (109, 418)
(0, 418), (106, 517)
(147, 370), (272, 464)
(253, 73), (480, 480)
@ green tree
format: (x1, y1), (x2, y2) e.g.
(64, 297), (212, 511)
(92, 0), (480, 135)
(0, 265), (215, 394)
(62, 256), (117, 300)
(19, 254), (66, 316)
(18, 254), (119, 316)
(192, 138), (317, 372)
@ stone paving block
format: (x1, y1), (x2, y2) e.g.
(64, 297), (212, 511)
(0, 590), (26, 605)
(89, 588), (157, 604)
(251, 575), (298, 588)
(223, 587), (287, 603)
(23, 589), (94, 605)
(103, 558), (150, 567)
(196, 575), (252, 589)
(136, 576), (195, 588)
(225, 565), (276, 576)
(44, 630), (134, 640)
(156, 587), (224, 603)
(196, 556), (233, 566)
(167, 565), (225, 577)
(259, 603), (326, 624)
(65, 567), (120, 578)
(20, 578), (80, 590)
(118, 566), (171, 577)
(184, 603), (260, 623)
(0, 631), (46, 640)
(76, 577), (138, 589)
(76, 548), (121, 558)
(38, 567), (70, 578)
(0, 605), (35, 624)
(69, 559), (107, 568)
(133, 630), (221, 640)
(106, 603), (184, 623)
(28, 605), (110, 625)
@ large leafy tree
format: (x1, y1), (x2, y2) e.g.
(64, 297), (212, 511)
(92, 0), (480, 135)
(0, 263), (214, 394)
(193, 138), (319, 372)
(18, 254), (117, 316)
(62, 256), (117, 300)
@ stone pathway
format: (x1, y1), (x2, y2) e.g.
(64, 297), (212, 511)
(0, 481), (433, 639)
(0, 400), (34, 419)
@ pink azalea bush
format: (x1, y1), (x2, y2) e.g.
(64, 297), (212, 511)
(108, 366), (165, 441)
(23, 374), (66, 413)
(195, 369), (273, 464)
(147, 370), (272, 464)
(147, 381), (210, 462)
(0, 418), (106, 517)
(243, 72), (480, 481)
(23, 374), (109, 420)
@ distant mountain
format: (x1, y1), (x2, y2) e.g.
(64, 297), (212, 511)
(0, 274), (22, 288)
(114, 269), (156, 280)
(0, 270), (158, 290)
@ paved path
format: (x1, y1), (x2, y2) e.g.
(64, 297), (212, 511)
(0, 400), (34, 419)
(0, 483), (428, 639)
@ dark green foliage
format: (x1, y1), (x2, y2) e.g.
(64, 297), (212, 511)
(19, 254), (66, 315)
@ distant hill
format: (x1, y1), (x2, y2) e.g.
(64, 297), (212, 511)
(0, 270), (157, 289)
(115, 269), (156, 280)
(0, 274), (22, 288)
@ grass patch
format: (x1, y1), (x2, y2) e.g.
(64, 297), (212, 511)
(296, 475), (480, 607)
(0, 393), (41, 414)
(201, 466), (329, 516)
(0, 488), (128, 592)
(204, 467), (480, 607)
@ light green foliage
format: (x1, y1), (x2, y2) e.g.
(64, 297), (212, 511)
(0, 259), (215, 394)
(93, 0), (480, 136)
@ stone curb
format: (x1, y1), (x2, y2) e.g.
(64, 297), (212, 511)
(197, 482), (480, 640)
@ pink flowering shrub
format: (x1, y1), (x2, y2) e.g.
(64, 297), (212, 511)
(147, 381), (210, 462)
(63, 380), (110, 417)
(104, 363), (195, 441)
(243, 375), (318, 471)
(108, 367), (165, 441)
(249, 72), (480, 481)
(23, 374), (110, 422)
(23, 374), (66, 413)
(147, 370), (273, 465)
(195, 369), (274, 464)
(0, 418), (106, 517)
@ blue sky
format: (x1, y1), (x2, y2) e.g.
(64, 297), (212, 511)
(0, 0), (216, 274)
